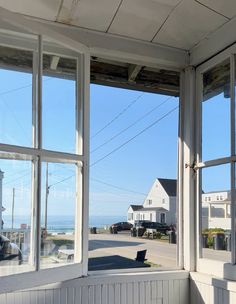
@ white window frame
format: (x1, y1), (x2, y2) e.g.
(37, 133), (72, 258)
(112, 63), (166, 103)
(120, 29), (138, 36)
(195, 42), (236, 280)
(0, 9), (90, 292)
(0, 5), (188, 290)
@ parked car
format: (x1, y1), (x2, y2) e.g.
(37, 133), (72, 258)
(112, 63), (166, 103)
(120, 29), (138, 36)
(148, 222), (171, 235)
(134, 220), (152, 229)
(133, 221), (171, 235)
(110, 222), (133, 231)
(0, 235), (22, 264)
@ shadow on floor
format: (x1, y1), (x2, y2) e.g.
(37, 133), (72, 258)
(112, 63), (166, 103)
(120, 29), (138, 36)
(88, 255), (150, 271)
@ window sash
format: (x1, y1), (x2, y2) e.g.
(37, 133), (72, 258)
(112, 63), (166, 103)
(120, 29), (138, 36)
(0, 31), (89, 282)
(196, 43), (236, 268)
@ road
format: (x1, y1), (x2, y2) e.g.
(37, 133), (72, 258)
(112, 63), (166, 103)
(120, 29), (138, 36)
(89, 231), (177, 269)
(89, 231), (232, 270)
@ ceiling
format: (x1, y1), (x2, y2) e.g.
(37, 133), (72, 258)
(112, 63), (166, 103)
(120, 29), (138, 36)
(0, 0), (235, 51)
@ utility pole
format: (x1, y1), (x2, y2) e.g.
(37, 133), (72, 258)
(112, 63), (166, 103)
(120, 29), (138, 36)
(45, 163), (49, 230)
(11, 187), (15, 229)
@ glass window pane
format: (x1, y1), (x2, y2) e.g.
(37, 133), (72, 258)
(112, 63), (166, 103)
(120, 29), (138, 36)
(202, 59), (230, 161)
(0, 46), (33, 147)
(0, 158), (34, 275)
(201, 164), (231, 262)
(42, 54), (77, 154)
(40, 162), (78, 269)
(89, 84), (179, 271)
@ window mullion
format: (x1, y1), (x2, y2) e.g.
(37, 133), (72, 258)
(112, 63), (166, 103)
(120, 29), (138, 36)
(230, 54), (236, 264)
(196, 69), (203, 260)
(74, 56), (83, 263)
(28, 50), (38, 267)
(35, 35), (43, 271)
(81, 53), (90, 275)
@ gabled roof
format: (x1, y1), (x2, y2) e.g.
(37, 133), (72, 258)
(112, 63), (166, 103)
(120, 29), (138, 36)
(137, 207), (168, 212)
(129, 205), (142, 211)
(158, 178), (177, 197)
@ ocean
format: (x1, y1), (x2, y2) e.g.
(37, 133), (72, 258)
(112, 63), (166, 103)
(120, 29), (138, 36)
(2, 215), (127, 233)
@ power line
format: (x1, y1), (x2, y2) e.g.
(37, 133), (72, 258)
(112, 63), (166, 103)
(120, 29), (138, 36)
(3, 168), (29, 180)
(91, 178), (146, 196)
(48, 174), (74, 188)
(91, 106), (178, 167)
(0, 83), (32, 97)
(91, 93), (144, 139)
(0, 78), (51, 98)
(3, 172), (30, 186)
(91, 96), (173, 153)
(1, 106), (178, 196)
(0, 95), (32, 144)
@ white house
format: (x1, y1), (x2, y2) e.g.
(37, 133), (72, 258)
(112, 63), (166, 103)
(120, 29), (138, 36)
(202, 191), (231, 230)
(127, 178), (177, 225)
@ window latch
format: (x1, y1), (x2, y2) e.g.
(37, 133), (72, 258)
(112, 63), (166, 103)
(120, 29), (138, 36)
(185, 161), (197, 172)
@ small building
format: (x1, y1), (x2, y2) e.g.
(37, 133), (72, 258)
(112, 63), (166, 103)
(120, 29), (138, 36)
(127, 205), (142, 225)
(127, 178), (177, 226)
(202, 191), (231, 230)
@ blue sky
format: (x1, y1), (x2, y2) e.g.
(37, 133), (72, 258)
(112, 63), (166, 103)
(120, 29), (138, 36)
(4, 66), (233, 223)
(89, 84), (179, 216)
(0, 68), (179, 223)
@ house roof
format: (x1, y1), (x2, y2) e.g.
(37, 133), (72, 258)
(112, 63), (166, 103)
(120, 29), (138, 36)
(137, 207), (168, 212)
(129, 205), (143, 211)
(158, 178), (177, 197)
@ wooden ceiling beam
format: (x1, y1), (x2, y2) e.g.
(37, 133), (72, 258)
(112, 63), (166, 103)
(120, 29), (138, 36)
(128, 64), (143, 82)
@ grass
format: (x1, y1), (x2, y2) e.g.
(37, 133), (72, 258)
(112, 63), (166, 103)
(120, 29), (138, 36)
(144, 261), (162, 268)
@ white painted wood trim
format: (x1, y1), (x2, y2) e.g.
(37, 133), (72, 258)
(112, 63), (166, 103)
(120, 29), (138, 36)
(0, 11), (91, 291)
(0, 263), (83, 294)
(28, 270), (189, 291)
(191, 271), (236, 293)
(182, 66), (196, 271)
(195, 40), (236, 278)
(0, 7), (89, 54)
(190, 16), (236, 66)
(177, 71), (185, 268)
(0, 12), (188, 70)
(0, 144), (84, 163)
(35, 35), (43, 271)
(81, 52), (90, 276)
(230, 54), (236, 264)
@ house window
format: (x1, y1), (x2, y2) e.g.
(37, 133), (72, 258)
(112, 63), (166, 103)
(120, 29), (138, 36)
(148, 199), (152, 205)
(128, 213), (133, 220)
(162, 198), (165, 204)
(160, 213), (166, 224)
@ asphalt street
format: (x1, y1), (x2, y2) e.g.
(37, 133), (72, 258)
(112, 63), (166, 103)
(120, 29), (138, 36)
(89, 231), (232, 270)
(89, 231), (177, 269)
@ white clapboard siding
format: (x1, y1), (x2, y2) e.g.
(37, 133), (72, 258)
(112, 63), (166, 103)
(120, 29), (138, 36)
(191, 272), (236, 304)
(0, 271), (189, 304)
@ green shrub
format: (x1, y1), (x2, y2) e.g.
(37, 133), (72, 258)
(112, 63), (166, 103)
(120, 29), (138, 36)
(202, 228), (225, 248)
(156, 232), (162, 239)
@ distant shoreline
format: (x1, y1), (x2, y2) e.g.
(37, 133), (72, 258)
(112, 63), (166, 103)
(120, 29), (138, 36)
(2, 215), (127, 233)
